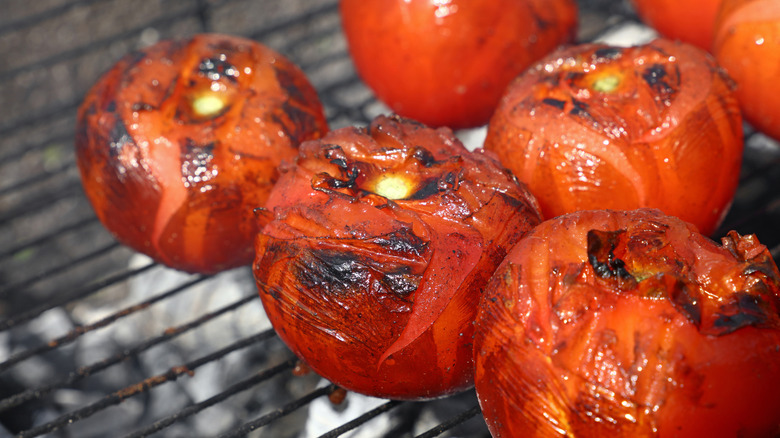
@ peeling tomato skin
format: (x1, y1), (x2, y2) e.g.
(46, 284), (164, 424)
(76, 34), (328, 274)
(254, 115), (542, 400)
(713, 0), (780, 142)
(340, 0), (578, 130)
(484, 39), (743, 236)
(474, 209), (780, 437)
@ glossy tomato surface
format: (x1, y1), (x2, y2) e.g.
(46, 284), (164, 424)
(253, 115), (542, 400)
(630, 0), (722, 50)
(340, 0), (578, 130)
(76, 33), (328, 274)
(484, 39), (743, 236)
(474, 208), (780, 437)
(713, 0), (780, 141)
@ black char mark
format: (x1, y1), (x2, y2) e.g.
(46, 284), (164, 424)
(297, 249), (420, 297)
(542, 97), (567, 110)
(197, 56), (239, 82)
(372, 227), (428, 257)
(593, 47), (623, 61)
(587, 229), (635, 283)
(712, 292), (776, 335)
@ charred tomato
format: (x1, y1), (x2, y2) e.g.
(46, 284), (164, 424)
(340, 0), (578, 130)
(474, 208), (780, 437)
(76, 33), (328, 274)
(253, 115), (542, 400)
(713, 0), (780, 141)
(630, 0), (722, 51)
(484, 39), (743, 236)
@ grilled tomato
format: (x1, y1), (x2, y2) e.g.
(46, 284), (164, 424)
(475, 208), (780, 437)
(253, 115), (542, 400)
(713, 0), (780, 141)
(484, 39), (743, 236)
(340, 0), (578, 130)
(630, 0), (721, 50)
(76, 33), (328, 274)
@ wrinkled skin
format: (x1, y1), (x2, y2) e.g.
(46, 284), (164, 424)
(253, 115), (542, 400)
(714, 0), (780, 141)
(340, 0), (578, 129)
(475, 209), (780, 437)
(484, 39), (743, 236)
(76, 34), (328, 274)
(630, 0), (721, 50)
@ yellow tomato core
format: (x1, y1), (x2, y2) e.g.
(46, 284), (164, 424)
(591, 74), (621, 93)
(373, 174), (414, 200)
(191, 90), (227, 118)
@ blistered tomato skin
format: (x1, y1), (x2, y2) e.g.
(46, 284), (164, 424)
(76, 34), (328, 274)
(630, 0), (721, 50)
(340, 0), (578, 130)
(714, 0), (780, 141)
(253, 115), (542, 400)
(474, 209), (780, 437)
(484, 39), (743, 236)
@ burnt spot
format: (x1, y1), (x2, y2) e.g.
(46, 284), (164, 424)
(587, 229), (635, 283)
(270, 100), (323, 146)
(197, 56), (239, 82)
(712, 292), (775, 335)
(593, 47), (623, 61)
(108, 118), (135, 159)
(297, 250), (372, 296)
(642, 63), (677, 98)
(569, 98), (589, 117)
(372, 228), (428, 257)
(542, 97), (566, 110)
(411, 147), (436, 167)
(408, 178), (443, 200)
(314, 165), (360, 191)
(274, 63), (307, 103)
(669, 279), (702, 328)
(381, 267), (422, 297)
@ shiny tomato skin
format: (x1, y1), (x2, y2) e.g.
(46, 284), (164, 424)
(630, 0), (722, 50)
(713, 0), (780, 141)
(474, 208), (780, 437)
(253, 115), (542, 400)
(484, 39), (743, 236)
(76, 34), (328, 274)
(340, 0), (578, 130)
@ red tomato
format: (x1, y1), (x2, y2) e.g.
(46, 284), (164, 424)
(484, 39), (743, 236)
(340, 0), (578, 130)
(630, 0), (722, 50)
(253, 115), (542, 400)
(474, 208), (780, 437)
(713, 0), (780, 141)
(76, 34), (328, 274)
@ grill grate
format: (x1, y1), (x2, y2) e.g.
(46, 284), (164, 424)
(1, 0), (779, 437)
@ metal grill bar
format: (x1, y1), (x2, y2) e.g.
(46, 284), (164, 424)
(414, 405), (483, 438)
(316, 400), (403, 438)
(0, 262), (156, 330)
(123, 358), (298, 438)
(0, 217), (97, 260)
(218, 384), (339, 438)
(0, 291), (260, 412)
(18, 328), (277, 438)
(0, 275), (208, 373)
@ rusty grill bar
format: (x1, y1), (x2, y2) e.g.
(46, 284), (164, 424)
(1, 0), (779, 437)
